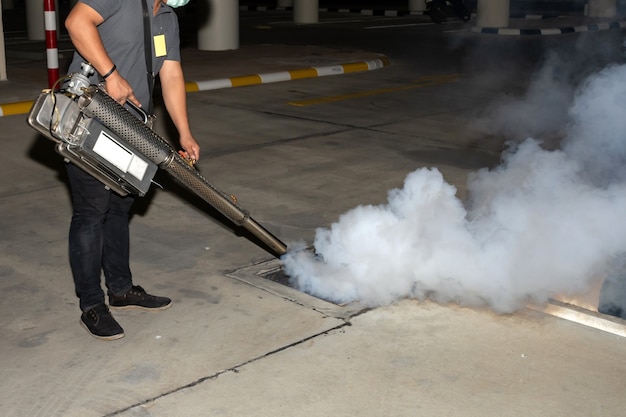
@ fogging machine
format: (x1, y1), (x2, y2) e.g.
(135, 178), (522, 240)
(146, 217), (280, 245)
(26, 63), (287, 258)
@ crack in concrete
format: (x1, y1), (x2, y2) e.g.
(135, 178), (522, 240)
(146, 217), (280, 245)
(105, 321), (352, 416)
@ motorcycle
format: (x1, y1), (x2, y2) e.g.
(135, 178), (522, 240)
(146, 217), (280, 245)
(426, 0), (472, 23)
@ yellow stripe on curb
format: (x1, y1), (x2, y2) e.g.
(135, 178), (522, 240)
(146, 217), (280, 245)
(289, 68), (320, 79)
(0, 100), (34, 117)
(185, 57), (390, 92)
(231, 74), (263, 87)
(185, 82), (200, 93)
(341, 62), (371, 73)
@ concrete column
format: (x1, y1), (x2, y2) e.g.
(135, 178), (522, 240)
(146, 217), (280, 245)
(277, 0), (293, 7)
(587, 0), (617, 17)
(26, 0), (45, 40)
(0, 2), (6, 81)
(476, 0), (509, 28)
(294, 0), (318, 24)
(408, 0), (427, 12)
(197, 0), (239, 51)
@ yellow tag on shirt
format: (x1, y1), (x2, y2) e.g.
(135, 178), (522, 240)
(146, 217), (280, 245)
(154, 34), (167, 57)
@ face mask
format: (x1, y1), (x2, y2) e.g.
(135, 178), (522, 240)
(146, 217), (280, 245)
(165, 0), (190, 8)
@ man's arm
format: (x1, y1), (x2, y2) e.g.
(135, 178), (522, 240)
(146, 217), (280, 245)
(159, 59), (200, 162)
(65, 2), (140, 106)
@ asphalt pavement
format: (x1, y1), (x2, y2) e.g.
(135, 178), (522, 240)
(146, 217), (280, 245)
(1, 7), (626, 417)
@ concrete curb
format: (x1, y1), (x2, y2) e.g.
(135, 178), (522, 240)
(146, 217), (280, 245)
(319, 8), (425, 17)
(184, 56), (390, 92)
(239, 5), (625, 37)
(472, 19), (626, 35)
(238, 5), (426, 16)
(509, 14), (561, 19)
(0, 56), (391, 117)
(237, 5), (589, 21)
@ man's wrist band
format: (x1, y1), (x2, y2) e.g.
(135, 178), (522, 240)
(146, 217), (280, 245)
(102, 64), (117, 79)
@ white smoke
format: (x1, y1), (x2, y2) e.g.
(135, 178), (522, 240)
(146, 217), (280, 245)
(469, 53), (574, 142)
(282, 61), (626, 313)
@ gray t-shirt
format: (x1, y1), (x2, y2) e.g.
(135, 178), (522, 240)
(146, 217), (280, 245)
(67, 0), (181, 109)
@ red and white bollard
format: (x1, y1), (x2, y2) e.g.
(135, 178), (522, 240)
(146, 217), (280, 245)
(44, 0), (59, 88)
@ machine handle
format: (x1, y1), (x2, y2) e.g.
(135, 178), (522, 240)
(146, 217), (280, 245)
(126, 100), (151, 125)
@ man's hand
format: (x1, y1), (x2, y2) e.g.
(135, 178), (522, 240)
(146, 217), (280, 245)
(178, 134), (201, 163)
(103, 71), (141, 107)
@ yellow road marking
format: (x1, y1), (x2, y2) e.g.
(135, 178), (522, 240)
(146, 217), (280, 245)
(288, 73), (461, 107)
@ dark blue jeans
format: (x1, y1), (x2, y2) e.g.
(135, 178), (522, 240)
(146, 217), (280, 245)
(66, 163), (135, 311)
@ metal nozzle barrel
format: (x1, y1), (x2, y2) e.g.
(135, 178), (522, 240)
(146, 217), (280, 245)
(79, 86), (287, 257)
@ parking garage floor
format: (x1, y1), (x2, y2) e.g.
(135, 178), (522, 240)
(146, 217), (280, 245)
(1, 8), (626, 417)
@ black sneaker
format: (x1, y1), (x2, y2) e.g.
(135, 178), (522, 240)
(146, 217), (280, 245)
(109, 285), (172, 311)
(80, 303), (125, 340)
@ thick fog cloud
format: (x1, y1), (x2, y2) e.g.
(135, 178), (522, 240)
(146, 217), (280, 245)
(283, 56), (626, 313)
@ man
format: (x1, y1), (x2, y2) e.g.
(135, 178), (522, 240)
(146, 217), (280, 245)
(64, 0), (200, 340)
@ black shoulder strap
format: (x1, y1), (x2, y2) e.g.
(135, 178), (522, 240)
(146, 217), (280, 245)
(141, 0), (154, 114)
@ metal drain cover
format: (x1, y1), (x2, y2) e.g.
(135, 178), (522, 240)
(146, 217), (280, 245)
(263, 268), (292, 287)
(226, 258), (368, 320)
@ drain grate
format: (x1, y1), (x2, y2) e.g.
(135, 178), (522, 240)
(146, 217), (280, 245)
(263, 268), (292, 287)
(227, 259), (367, 320)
